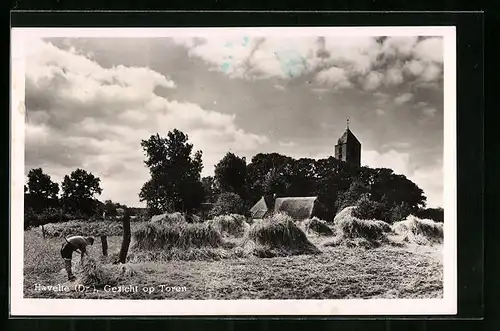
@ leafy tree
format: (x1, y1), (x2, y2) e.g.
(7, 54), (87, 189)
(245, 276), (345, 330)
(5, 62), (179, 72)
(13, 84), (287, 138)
(103, 200), (118, 218)
(208, 192), (246, 218)
(139, 130), (204, 214)
(352, 194), (385, 221)
(25, 168), (60, 213)
(336, 179), (370, 212)
(246, 153), (293, 202)
(416, 207), (444, 223)
(61, 168), (103, 217)
(214, 152), (247, 197)
(201, 176), (219, 203)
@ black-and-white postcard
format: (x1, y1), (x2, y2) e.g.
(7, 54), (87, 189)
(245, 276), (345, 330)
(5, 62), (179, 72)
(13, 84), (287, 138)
(10, 26), (457, 316)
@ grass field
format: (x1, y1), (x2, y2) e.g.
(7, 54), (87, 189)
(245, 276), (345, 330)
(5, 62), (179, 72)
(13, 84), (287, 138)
(23, 223), (443, 300)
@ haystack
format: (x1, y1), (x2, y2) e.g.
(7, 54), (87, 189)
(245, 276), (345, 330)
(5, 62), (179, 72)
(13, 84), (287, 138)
(392, 215), (443, 245)
(150, 212), (186, 224)
(303, 217), (334, 236)
(243, 212), (320, 258)
(133, 221), (223, 251)
(209, 214), (247, 237)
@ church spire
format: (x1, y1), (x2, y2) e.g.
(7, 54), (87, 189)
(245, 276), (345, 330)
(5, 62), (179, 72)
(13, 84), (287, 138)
(346, 118), (349, 130)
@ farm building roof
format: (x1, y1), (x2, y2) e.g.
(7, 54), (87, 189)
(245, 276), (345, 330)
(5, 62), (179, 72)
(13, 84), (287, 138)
(250, 195), (318, 220)
(274, 197), (318, 220)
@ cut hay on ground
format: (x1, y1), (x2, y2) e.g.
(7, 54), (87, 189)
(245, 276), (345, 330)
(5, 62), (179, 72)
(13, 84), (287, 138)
(133, 221), (223, 251)
(208, 214), (247, 237)
(44, 220), (126, 237)
(303, 217), (334, 236)
(244, 212), (320, 258)
(392, 215), (443, 245)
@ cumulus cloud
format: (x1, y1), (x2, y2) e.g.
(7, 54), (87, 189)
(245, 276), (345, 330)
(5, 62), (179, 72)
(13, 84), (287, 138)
(363, 149), (443, 207)
(314, 66), (352, 89)
(173, 35), (443, 91)
(394, 92), (414, 105)
(25, 39), (268, 206)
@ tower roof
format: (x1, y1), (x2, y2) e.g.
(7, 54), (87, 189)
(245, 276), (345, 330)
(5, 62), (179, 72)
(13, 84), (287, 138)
(337, 128), (361, 145)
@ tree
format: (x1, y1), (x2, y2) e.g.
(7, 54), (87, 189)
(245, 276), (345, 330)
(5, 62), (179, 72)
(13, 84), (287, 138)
(26, 168), (59, 212)
(201, 176), (219, 203)
(103, 200), (118, 218)
(214, 152), (247, 197)
(139, 130), (204, 214)
(208, 192), (246, 218)
(61, 168), (103, 217)
(336, 179), (370, 212)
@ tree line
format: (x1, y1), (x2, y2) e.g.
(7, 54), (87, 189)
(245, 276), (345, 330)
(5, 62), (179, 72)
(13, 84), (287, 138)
(139, 129), (443, 223)
(25, 128), (443, 228)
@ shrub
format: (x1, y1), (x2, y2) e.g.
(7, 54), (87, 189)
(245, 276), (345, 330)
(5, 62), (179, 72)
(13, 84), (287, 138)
(352, 194), (386, 221)
(303, 217), (334, 236)
(208, 192), (246, 218)
(392, 215), (443, 245)
(133, 221), (223, 250)
(244, 212), (320, 257)
(415, 207), (444, 223)
(387, 202), (412, 224)
(209, 214), (247, 237)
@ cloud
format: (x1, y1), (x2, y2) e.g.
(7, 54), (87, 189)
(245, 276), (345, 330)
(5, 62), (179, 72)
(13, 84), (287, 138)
(363, 149), (443, 207)
(174, 35), (443, 91)
(274, 84), (286, 91)
(422, 107), (437, 118)
(314, 66), (352, 89)
(25, 39), (268, 206)
(394, 92), (414, 105)
(278, 141), (296, 147)
(375, 108), (386, 116)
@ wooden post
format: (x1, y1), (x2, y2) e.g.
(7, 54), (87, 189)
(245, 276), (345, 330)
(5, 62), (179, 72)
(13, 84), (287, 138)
(41, 224), (45, 238)
(100, 235), (108, 256)
(118, 209), (131, 264)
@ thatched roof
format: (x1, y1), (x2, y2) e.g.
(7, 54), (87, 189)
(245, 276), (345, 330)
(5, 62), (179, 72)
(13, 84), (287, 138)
(274, 197), (318, 220)
(250, 197), (270, 219)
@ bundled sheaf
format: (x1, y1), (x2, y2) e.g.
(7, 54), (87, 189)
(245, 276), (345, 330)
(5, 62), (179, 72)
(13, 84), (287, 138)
(150, 212), (186, 224)
(133, 221), (223, 250)
(208, 214), (248, 237)
(392, 215), (443, 245)
(80, 258), (141, 288)
(302, 217), (334, 236)
(243, 212), (320, 257)
(44, 220), (125, 237)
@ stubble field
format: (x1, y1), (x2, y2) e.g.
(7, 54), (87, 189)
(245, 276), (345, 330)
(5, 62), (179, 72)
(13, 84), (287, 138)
(23, 225), (443, 300)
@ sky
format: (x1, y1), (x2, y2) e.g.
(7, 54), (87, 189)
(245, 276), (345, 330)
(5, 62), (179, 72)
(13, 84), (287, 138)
(24, 34), (445, 208)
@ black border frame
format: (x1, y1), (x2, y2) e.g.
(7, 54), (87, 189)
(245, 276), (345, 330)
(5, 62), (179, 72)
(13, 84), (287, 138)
(7, 10), (484, 325)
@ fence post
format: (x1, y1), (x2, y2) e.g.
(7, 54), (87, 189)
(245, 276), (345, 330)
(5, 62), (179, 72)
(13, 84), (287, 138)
(118, 209), (131, 263)
(100, 235), (108, 256)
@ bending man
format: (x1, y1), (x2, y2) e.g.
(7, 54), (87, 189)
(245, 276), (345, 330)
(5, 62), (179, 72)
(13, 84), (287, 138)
(60, 235), (94, 281)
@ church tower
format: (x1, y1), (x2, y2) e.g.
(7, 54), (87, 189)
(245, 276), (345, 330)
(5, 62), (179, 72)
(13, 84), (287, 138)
(334, 119), (361, 167)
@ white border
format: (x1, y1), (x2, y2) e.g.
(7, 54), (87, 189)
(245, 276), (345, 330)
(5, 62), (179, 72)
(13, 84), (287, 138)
(10, 26), (457, 316)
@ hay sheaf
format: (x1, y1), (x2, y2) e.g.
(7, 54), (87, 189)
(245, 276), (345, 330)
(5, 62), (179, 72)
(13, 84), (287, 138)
(80, 258), (142, 289)
(333, 206), (357, 225)
(303, 217), (334, 236)
(244, 212), (321, 258)
(392, 215), (443, 245)
(44, 220), (125, 237)
(150, 212), (186, 224)
(133, 221), (223, 250)
(326, 208), (394, 249)
(208, 214), (247, 237)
